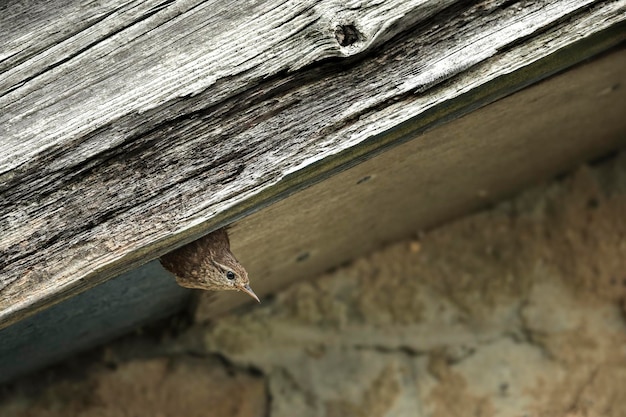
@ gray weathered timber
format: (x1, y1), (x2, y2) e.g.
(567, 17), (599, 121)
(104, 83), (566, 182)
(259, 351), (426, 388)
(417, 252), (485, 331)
(0, 0), (625, 328)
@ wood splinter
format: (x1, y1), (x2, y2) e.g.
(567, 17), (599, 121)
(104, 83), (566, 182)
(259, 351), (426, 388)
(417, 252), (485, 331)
(160, 228), (259, 302)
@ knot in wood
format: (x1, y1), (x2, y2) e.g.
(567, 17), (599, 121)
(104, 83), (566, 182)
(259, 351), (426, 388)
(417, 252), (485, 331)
(335, 24), (360, 47)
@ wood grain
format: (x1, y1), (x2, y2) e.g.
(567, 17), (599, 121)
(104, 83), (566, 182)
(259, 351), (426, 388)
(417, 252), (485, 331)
(1, 0), (625, 328)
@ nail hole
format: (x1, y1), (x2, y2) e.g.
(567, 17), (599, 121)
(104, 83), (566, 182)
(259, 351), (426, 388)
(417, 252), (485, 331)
(296, 252), (310, 262)
(587, 198), (599, 209)
(598, 83), (620, 96)
(104, 362), (118, 370)
(356, 175), (371, 185)
(335, 24), (360, 46)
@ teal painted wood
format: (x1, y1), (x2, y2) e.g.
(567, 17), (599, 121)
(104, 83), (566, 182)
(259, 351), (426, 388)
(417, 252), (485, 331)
(0, 261), (190, 383)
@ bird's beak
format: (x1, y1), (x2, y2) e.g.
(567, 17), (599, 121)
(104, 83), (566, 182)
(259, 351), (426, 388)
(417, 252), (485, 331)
(238, 284), (260, 303)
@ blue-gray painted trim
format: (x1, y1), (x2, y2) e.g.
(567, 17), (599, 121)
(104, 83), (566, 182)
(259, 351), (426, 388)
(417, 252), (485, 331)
(0, 261), (190, 383)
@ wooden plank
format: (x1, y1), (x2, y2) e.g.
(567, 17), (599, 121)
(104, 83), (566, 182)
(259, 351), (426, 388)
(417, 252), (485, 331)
(1, 0), (625, 329)
(196, 47), (626, 318)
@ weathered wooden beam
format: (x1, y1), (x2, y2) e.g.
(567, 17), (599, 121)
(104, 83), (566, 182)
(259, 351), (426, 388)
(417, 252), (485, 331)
(0, 0), (625, 329)
(0, 47), (624, 383)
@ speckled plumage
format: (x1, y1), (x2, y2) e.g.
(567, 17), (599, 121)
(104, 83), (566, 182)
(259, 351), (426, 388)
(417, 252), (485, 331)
(160, 228), (259, 302)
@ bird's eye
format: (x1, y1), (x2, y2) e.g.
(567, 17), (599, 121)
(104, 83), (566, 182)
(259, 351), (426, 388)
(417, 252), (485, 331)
(226, 271), (236, 280)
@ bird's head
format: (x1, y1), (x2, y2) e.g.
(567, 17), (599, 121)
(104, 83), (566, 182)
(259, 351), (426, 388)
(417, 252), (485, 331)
(161, 228), (259, 302)
(173, 249), (259, 302)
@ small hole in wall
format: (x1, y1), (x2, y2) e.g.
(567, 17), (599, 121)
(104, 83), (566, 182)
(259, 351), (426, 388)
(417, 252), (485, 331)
(296, 252), (310, 262)
(335, 24), (360, 46)
(356, 175), (371, 185)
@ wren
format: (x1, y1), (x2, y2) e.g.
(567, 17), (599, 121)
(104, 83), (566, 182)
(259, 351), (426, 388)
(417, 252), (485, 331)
(160, 228), (259, 302)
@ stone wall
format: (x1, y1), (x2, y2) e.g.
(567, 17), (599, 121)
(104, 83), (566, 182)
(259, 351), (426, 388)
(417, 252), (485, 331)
(2, 152), (625, 417)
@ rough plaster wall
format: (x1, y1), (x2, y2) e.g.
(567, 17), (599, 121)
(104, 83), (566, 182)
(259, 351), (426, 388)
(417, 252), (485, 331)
(1, 152), (626, 417)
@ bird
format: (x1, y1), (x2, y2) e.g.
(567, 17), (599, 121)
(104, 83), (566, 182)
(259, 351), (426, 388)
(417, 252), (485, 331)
(160, 228), (259, 302)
